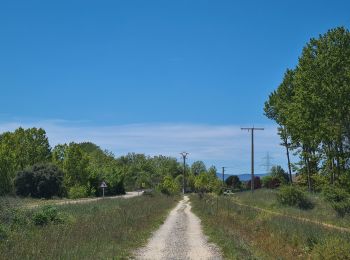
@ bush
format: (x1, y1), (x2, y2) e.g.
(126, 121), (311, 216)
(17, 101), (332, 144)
(323, 186), (349, 203)
(32, 206), (63, 226)
(262, 176), (281, 189)
(311, 237), (350, 259)
(246, 176), (262, 190)
(0, 224), (7, 241)
(14, 163), (64, 199)
(68, 185), (88, 199)
(270, 165), (289, 184)
(159, 175), (179, 195)
(276, 185), (313, 209)
(331, 200), (350, 217)
(225, 175), (241, 189)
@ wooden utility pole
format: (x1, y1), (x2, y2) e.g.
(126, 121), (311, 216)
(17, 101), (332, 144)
(222, 167), (227, 186)
(241, 127), (264, 192)
(180, 152), (189, 194)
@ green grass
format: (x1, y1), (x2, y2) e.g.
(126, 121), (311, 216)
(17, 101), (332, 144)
(190, 192), (350, 259)
(232, 189), (350, 228)
(0, 194), (178, 259)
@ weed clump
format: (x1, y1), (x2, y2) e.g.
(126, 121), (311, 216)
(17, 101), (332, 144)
(276, 186), (313, 209)
(32, 205), (64, 226)
(311, 237), (350, 259)
(68, 185), (88, 199)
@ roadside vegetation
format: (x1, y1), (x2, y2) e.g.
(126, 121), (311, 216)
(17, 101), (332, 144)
(191, 192), (350, 259)
(0, 194), (178, 259)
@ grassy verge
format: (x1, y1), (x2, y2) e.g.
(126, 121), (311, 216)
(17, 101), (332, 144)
(190, 193), (350, 259)
(232, 189), (350, 228)
(0, 194), (178, 259)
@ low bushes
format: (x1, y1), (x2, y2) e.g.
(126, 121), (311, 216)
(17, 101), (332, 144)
(68, 185), (88, 199)
(262, 176), (281, 189)
(32, 205), (64, 226)
(246, 176), (262, 189)
(276, 185), (313, 209)
(322, 186), (350, 217)
(331, 200), (350, 217)
(14, 163), (63, 199)
(323, 186), (349, 203)
(311, 237), (350, 259)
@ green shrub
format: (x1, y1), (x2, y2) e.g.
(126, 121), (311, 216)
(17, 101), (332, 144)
(32, 205), (63, 226)
(262, 176), (281, 189)
(68, 185), (88, 199)
(276, 185), (313, 209)
(225, 175), (241, 189)
(323, 186), (349, 203)
(331, 200), (350, 217)
(15, 163), (64, 199)
(159, 175), (180, 195)
(0, 224), (7, 241)
(246, 176), (262, 189)
(311, 237), (350, 259)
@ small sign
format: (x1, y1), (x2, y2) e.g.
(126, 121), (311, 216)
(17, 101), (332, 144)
(100, 181), (107, 198)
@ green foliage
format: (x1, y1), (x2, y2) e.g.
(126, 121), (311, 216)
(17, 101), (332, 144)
(159, 175), (180, 195)
(68, 185), (88, 199)
(262, 175), (281, 189)
(246, 176), (262, 189)
(0, 224), (7, 241)
(277, 186), (313, 209)
(264, 26), (350, 191)
(14, 163), (63, 198)
(270, 165), (289, 184)
(323, 186), (350, 203)
(225, 175), (241, 189)
(62, 143), (90, 188)
(311, 237), (350, 259)
(331, 200), (350, 217)
(191, 161), (206, 175)
(1, 127), (184, 198)
(32, 205), (63, 226)
(194, 172), (221, 194)
(0, 127), (51, 194)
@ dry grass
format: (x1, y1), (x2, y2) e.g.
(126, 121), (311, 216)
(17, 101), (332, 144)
(190, 193), (350, 259)
(0, 194), (178, 259)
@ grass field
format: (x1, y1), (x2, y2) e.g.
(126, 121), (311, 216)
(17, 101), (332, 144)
(232, 189), (350, 228)
(0, 194), (178, 259)
(190, 190), (350, 259)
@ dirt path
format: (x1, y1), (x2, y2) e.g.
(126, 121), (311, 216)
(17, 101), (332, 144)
(135, 196), (222, 260)
(26, 191), (141, 208)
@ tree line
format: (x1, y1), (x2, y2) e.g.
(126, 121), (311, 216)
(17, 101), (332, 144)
(264, 26), (350, 192)
(0, 127), (222, 198)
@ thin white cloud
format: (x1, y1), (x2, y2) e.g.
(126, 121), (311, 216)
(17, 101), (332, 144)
(0, 121), (292, 174)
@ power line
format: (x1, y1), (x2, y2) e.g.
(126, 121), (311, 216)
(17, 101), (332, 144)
(241, 127), (264, 192)
(261, 152), (273, 174)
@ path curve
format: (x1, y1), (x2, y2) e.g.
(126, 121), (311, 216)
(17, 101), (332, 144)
(135, 195), (222, 260)
(26, 191), (141, 209)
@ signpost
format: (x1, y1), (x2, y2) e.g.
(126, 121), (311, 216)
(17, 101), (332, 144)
(100, 181), (107, 198)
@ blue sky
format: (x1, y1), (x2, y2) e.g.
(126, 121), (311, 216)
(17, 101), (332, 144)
(1, 0), (350, 174)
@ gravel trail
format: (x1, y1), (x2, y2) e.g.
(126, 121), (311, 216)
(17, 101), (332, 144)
(135, 196), (222, 260)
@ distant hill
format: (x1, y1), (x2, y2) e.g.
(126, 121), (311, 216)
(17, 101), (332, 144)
(216, 173), (268, 182)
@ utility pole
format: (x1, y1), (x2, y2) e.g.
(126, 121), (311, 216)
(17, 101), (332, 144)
(180, 152), (189, 194)
(222, 167), (227, 186)
(241, 127), (264, 192)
